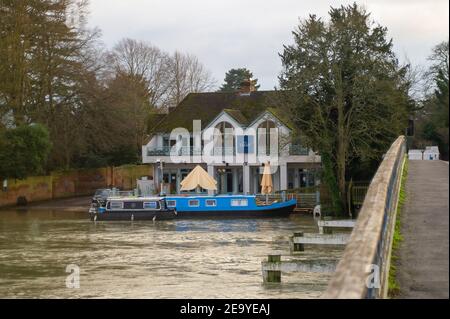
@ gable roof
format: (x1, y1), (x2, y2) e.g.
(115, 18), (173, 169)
(246, 109), (293, 131)
(223, 109), (248, 125)
(150, 91), (293, 133)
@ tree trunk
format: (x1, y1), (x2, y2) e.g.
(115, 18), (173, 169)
(336, 138), (347, 215)
(321, 152), (344, 215)
(336, 70), (348, 215)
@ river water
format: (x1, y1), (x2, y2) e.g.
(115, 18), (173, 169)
(0, 210), (343, 298)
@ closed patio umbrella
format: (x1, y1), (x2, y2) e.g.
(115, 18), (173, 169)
(261, 162), (273, 203)
(180, 165), (217, 191)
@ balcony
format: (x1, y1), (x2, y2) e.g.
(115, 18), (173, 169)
(212, 147), (235, 156)
(289, 145), (309, 156)
(147, 145), (309, 157)
(147, 146), (202, 157)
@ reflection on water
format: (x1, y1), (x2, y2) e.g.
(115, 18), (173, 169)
(0, 210), (342, 298)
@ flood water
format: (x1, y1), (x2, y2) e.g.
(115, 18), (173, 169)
(0, 210), (343, 298)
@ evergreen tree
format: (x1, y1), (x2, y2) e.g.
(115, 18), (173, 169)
(279, 4), (411, 215)
(219, 68), (259, 92)
(0, 124), (51, 180)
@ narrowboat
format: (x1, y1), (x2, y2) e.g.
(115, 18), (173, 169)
(163, 195), (296, 218)
(89, 196), (177, 221)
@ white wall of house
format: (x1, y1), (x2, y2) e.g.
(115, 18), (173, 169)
(408, 150), (423, 160)
(408, 147), (440, 160)
(423, 147), (440, 160)
(142, 109), (321, 194)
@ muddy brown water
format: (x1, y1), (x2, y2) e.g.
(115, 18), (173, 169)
(0, 209), (343, 298)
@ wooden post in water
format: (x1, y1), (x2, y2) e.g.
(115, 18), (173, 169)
(292, 232), (305, 252)
(321, 216), (333, 234)
(263, 254), (281, 283)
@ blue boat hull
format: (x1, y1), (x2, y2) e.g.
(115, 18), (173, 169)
(90, 210), (176, 221)
(174, 203), (296, 218)
(164, 195), (297, 219)
(89, 196), (297, 220)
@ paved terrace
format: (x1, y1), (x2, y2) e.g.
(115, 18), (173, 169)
(397, 160), (449, 298)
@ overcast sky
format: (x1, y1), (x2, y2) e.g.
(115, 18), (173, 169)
(88, 0), (449, 90)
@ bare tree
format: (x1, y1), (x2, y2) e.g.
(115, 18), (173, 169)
(107, 38), (172, 108)
(428, 40), (449, 79)
(166, 51), (216, 108)
(107, 40), (216, 110)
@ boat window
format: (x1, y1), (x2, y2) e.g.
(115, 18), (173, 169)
(166, 200), (176, 207)
(110, 201), (123, 210)
(143, 201), (158, 209)
(188, 199), (200, 207)
(205, 199), (216, 207)
(231, 199), (248, 207)
(123, 201), (143, 209)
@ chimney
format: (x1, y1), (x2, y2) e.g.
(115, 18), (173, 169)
(239, 78), (255, 95)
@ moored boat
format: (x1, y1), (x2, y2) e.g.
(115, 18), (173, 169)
(89, 196), (177, 221)
(164, 195), (296, 218)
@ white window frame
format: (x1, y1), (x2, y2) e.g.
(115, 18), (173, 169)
(166, 200), (176, 207)
(188, 199), (200, 207)
(205, 199), (217, 207)
(143, 201), (158, 209)
(110, 201), (123, 210)
(231, 199), (248, 207)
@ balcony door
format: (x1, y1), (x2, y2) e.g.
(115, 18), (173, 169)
(214, 122), (235, 159)
(257, 120), (277, 156)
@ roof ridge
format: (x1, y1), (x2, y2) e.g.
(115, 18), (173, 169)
(148, 90), (283, 134)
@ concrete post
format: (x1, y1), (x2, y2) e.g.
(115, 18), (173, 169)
(280, 163), (288, 191)
(243, 165), (250, 194)
(232, 168), (238, 194)
(153, 165), (160, 194)
(207, 165), (215, 195)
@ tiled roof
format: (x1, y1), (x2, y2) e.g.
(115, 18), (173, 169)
(150, 91), (291, 133)
(223, 109), (248, 125)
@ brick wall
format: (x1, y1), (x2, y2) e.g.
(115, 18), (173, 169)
(0, 164), (153, 207)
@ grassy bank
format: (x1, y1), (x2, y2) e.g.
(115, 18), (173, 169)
(388, 158), (408, 297)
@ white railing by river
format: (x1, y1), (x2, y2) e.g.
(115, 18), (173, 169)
(323, 136), (407, 299)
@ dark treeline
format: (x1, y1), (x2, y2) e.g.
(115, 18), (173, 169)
(0, 0), (215, 179)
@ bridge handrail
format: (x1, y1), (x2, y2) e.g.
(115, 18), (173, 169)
(323, 136), (407, 299)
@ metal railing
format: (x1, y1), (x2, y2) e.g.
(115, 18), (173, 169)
(108, 189), (136, 197)
(289, 145), (310, 156)
(147, 144), (310, 157)
(212, 147), (235, 156)
(323, 136), (407, 299)
(287, 193), (319, 208)
(351, 184), (370, 206)
(147, 146), (202, 156)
